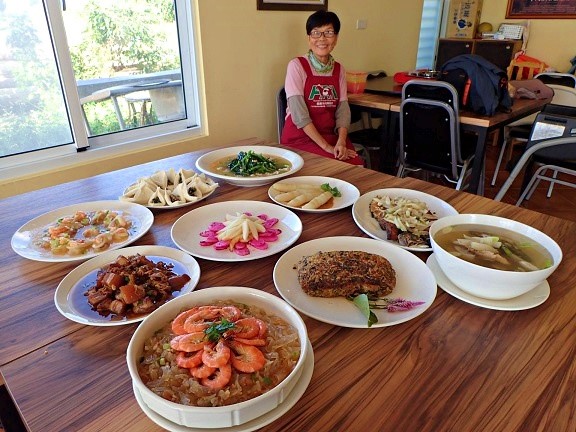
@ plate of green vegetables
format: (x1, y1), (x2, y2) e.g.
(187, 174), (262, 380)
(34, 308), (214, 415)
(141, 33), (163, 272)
(195, 146), (304, 187)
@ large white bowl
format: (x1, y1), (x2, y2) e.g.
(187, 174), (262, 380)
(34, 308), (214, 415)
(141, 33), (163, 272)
(195, 146), (304, 187)
(429, 214), (562, 300)
(127, 286), (308, 428)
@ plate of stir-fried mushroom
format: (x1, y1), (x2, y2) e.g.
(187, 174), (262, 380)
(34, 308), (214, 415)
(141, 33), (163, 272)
(54, 245), (200, 326)
(352, 189), (458, 252)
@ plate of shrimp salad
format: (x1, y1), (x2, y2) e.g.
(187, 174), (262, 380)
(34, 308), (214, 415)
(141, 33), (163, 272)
(11, 200), (154, 262)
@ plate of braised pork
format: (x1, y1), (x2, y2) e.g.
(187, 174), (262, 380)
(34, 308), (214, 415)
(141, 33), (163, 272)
(54, 245), (200, 326)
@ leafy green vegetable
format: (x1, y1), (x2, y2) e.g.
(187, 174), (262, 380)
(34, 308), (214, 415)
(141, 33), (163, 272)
(321, 183), (342, 197)
(351, 294), (378, 327)
(227, 151), (284, 176)
(204, 319), (235, 342)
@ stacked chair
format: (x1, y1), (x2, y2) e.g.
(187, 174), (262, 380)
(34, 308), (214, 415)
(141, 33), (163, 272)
(491, 72), (576, 186)
(495, 103), (576, 206)
(396, 79), (477, 191)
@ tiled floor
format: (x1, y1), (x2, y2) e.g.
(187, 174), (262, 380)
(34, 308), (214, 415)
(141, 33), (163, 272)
(483, 143), (576, 222)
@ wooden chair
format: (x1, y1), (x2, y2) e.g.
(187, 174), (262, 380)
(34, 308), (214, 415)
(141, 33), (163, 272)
(507, 58), (547, 81)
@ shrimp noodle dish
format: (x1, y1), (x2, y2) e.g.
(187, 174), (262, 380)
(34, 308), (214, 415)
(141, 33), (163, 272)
(137, 300), (300, 407)
(36, 209), (134, 256)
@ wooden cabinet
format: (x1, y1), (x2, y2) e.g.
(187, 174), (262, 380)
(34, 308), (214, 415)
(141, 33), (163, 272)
(436, 38), (522, 72)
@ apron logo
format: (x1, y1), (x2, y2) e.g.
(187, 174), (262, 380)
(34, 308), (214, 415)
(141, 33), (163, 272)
(309, 84), (337, 101)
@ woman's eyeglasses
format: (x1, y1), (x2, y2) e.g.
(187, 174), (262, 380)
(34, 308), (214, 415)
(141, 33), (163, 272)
(309, 30), (336, 39)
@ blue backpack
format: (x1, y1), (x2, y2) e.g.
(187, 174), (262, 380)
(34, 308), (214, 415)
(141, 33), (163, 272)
(439, 54), (512, 116)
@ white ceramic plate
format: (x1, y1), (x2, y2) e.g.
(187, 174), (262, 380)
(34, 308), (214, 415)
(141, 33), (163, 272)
(352, 188), (458, 252)
(273, 236), (437, 328)
(268, 176), (360, 213)
(426, 254), (550, 311)
(11, 201), (154, 262)
(171, 200), (303, 262)
(54, 245), (200, 326)
(132, 340), (314, 432)
(195, 145), (304, 187)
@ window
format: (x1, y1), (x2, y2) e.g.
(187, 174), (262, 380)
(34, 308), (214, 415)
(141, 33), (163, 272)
(415, 0), (448, 69)
(0, 0), (201, 170)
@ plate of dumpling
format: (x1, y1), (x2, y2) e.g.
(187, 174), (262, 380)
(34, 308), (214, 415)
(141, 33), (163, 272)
(119, 168), (219, 209)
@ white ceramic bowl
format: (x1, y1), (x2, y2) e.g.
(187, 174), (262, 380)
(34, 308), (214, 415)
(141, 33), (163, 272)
(195, 146), (304, 187)
(429, 214), (562, 300)
(127, 286), (308, 428)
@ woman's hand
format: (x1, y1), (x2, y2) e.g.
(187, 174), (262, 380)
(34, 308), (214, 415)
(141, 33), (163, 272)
(333, 138), (357, 160)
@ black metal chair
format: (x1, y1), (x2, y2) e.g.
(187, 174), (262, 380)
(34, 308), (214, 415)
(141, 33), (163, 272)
(276, 86), (371, 168)
(396, 80), (476, 191)
(491, 73), (576, 186)
(495, 105), (576, 205)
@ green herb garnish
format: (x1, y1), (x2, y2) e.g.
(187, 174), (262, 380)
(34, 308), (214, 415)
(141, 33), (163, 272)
(321, 183), (342, 197)
(351, 294), (378, 327)
(204, 319), (235, 342)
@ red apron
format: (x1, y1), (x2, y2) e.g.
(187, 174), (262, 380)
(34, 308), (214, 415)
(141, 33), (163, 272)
(281, 57), (364, 166)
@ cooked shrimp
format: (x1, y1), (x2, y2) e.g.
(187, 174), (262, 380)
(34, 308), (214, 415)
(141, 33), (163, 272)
(82, 227), (100, 238)
(110, 214), (130, 228)
(201, 363), (232, 390)
(176, 351), (204, 369)
(171, 306), (220, 335)
(256, 318), (268, 338)
(67, 240), (93, 255)
(202, 340), (231, 368)
(172, 307), (201, 335)
(219, 305), (241, 322)
(183, 308), (221, 332)
(73, 211), (88, 222)
(232, 337), (266, 346)
(48, 225), (71, 238)
(230, 341), (266, 373)
(170, 332), (209, 352)
(110, 227), (129, 242)
(228, 317), (260, 339)
(190, 364), (217, 379)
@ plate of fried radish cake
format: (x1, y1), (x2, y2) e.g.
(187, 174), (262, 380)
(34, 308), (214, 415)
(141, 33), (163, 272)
(273, 236), (437, 328)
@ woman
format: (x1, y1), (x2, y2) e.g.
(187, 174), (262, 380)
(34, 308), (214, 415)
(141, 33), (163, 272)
(280, 10), (364, 166)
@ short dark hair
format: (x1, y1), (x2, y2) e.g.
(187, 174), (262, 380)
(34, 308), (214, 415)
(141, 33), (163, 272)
(306, 10), (340, 35)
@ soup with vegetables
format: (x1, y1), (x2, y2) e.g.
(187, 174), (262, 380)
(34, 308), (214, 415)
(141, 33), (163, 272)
(434, 224), (553, 272)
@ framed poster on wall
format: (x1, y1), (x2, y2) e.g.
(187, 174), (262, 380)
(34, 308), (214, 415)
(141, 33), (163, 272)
(506, 0), (576, 19)
(257, 0), (328, 11)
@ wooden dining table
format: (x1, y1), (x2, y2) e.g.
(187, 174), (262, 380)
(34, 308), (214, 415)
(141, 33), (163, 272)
(1, 137), (575, 432)
(348, 91), (551, 195)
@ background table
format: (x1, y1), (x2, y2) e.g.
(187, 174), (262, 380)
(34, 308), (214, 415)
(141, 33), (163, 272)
(349, 93), (551, 194)
(1, 138), (575, 431)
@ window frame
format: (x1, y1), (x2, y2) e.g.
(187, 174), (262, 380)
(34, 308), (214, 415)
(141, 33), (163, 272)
(0, 0), (204, 180)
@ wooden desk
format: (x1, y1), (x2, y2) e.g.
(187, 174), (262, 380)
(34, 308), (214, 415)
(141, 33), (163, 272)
(349, 93), (551, 194)
(1, 138), (575, 431)
(363, 76), (403, 96)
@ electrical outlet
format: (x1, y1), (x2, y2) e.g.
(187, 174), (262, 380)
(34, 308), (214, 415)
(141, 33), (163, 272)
(356, 19), (367, 30)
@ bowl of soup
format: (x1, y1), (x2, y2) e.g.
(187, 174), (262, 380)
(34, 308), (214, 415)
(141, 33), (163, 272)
(127, 286), (308, 428)
(195, 146), (304, 187)
(429, 214), (562, 300)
